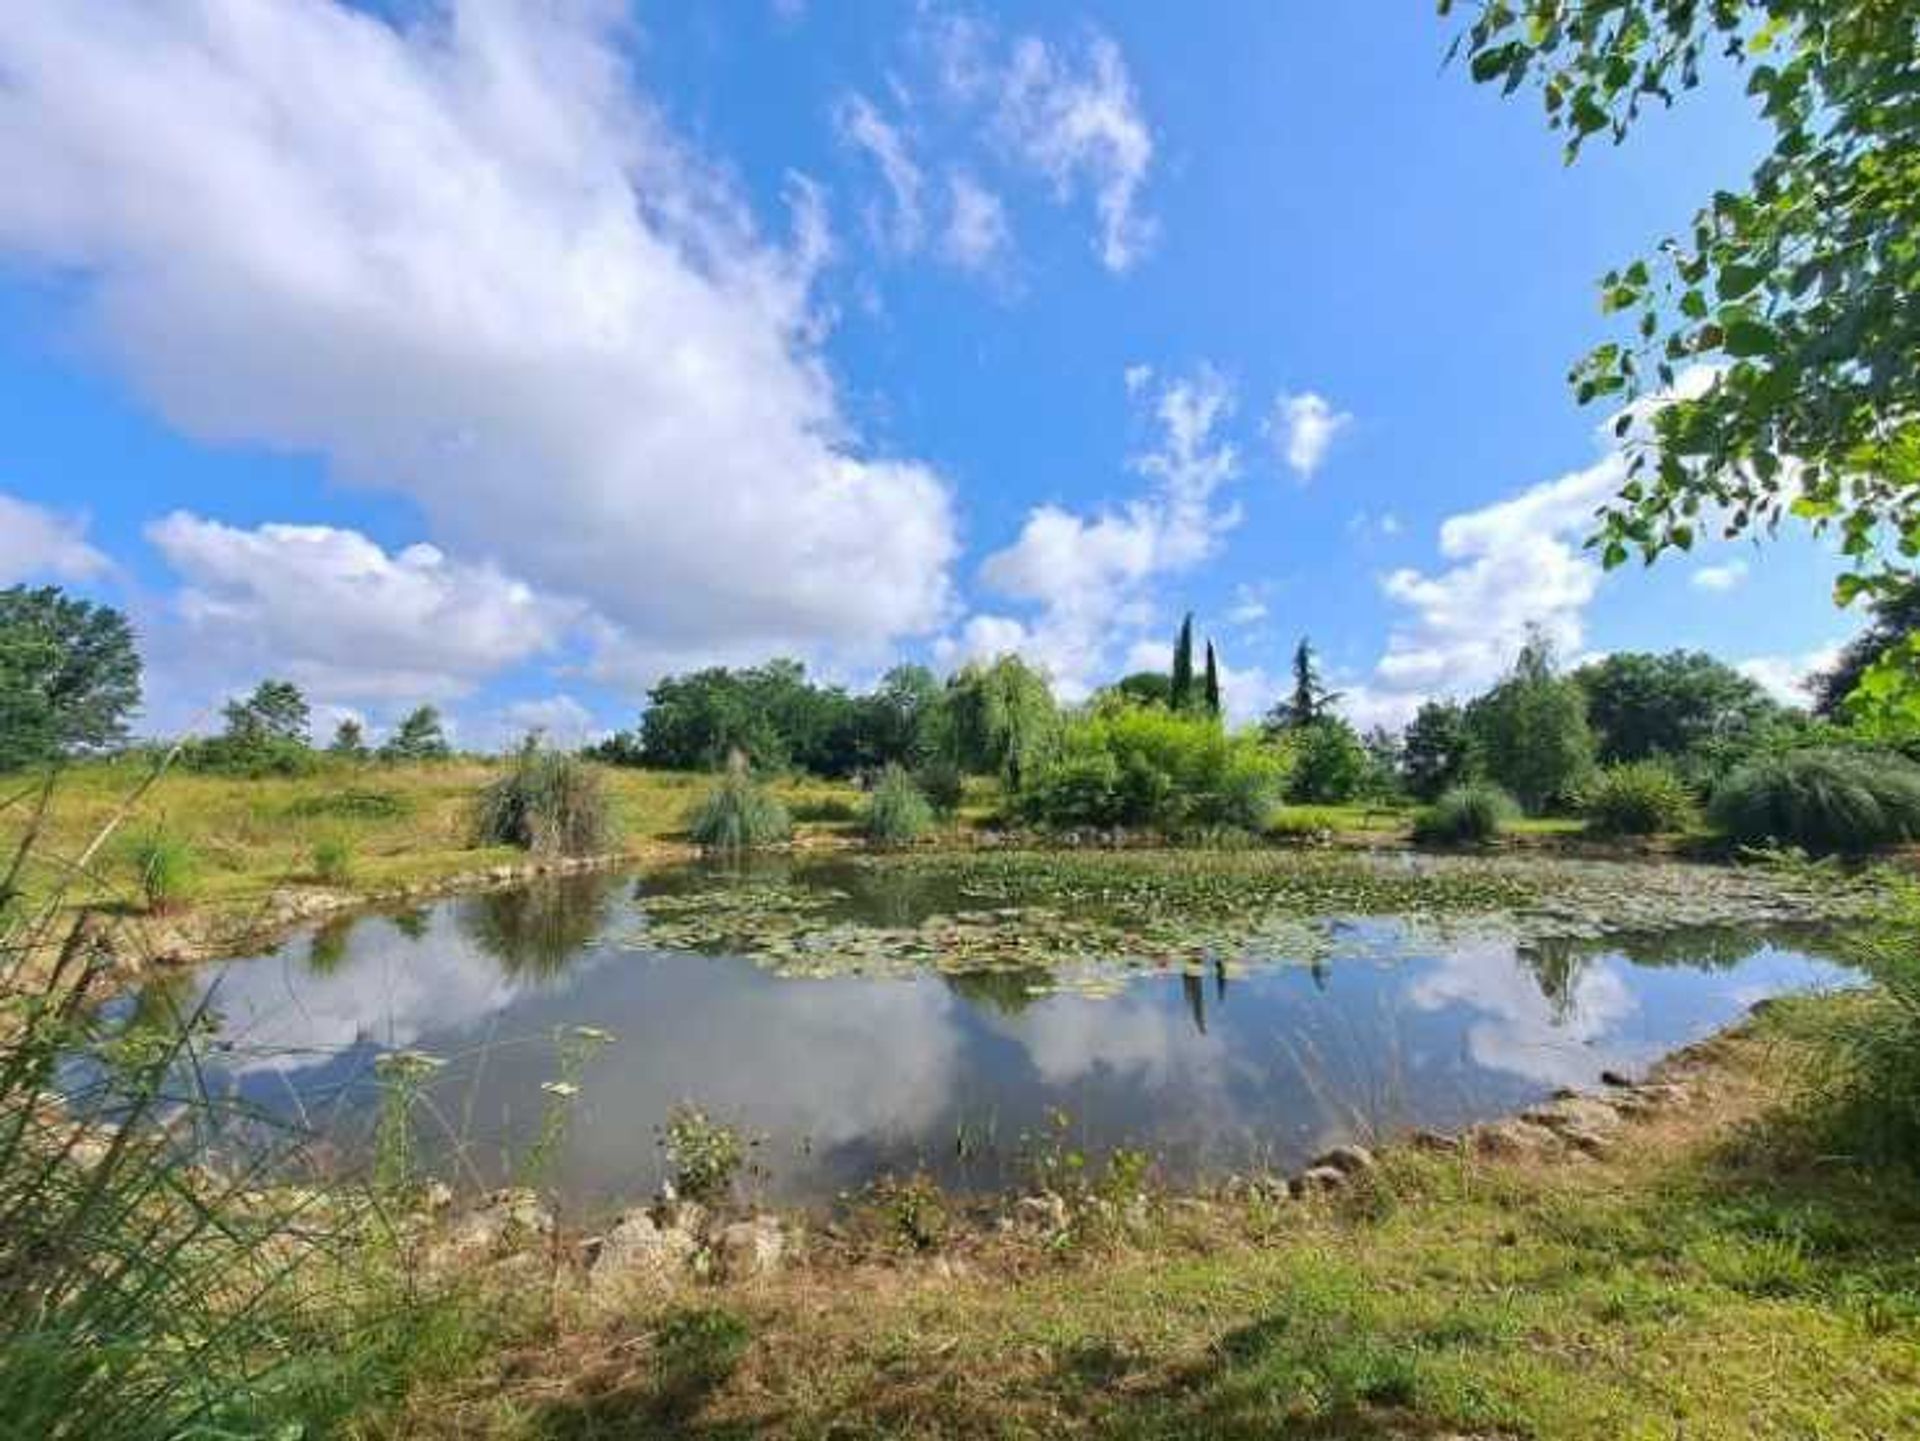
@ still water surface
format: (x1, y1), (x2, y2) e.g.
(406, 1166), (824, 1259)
(164, 862), (1849, 1210)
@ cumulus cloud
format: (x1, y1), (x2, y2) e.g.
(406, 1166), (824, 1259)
(491, 693), (600, 750)
(0, 0), (957, 686)
(1269, 391), (1350, 480)
(1691, 558), (1749, 593)
(1736, 645), (1838, 706)
(961, 366), (1240, 696)
(147, 512), (578, 706)
(0, 491), (109, 584)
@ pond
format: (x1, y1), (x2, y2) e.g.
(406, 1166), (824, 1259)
(156, 852), (1856, 1212)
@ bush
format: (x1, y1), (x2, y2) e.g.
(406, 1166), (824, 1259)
(179, 733), (319, 777)
(660, 1104), (747, 1203)
(1708, 748), (1920, 853)
(1413, 783), (1517, 845)
(475, 741), (615, 856)
(311, 835), (354, 885)
(131, 830), (198, 913)
(1581, 759), (1698, 835)
(1017, 708), (1284, 833)
(914, 758), (966, 816)
(865, 764), (934, 847)
(1806, 884), (1920, 1166)
(1283, 718), (1368, 804)
(686, 760), (792, 850)
(285, 789), (412, 821)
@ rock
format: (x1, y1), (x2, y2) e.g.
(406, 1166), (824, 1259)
(589, 1208), (697, 1297)
(1469, 1119), (1560, 1160)
(1312, 1143), (1378, 1176)
(717, 1216), (785, 1280)
(1411, 1129), (1462, 1154)
(1014, 1192), (1069, 1231)
(1599, 1069), (1634, 1089)
(434, 1188), (553, 1266)
(1290, 1165), (1349, 1198)
(1523, 1096), (1625, 1138)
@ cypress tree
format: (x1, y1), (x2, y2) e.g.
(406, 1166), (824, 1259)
(1203, 641), (1221, 717)
(1170, 613), (1195, 712)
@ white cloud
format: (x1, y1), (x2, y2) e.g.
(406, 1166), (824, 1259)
(941, 170), (1011, 271)
(835, 91), (925, 253)
(1225, 583), (1268, 627)
(0, 0), (957, 686)
(495, 693), (600, 750)
(1691, 558), (1749, 593)
(147, 512), (577, 707)
(0, 491), (109, 584)
(1122, 363), (1153, 396)
(1269, 391), (1351, 480)
(964, 366), (1239, 697)
(1736, 645), (1838, 706)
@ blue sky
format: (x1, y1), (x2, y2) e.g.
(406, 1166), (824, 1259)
(0, 1), (1850, 747)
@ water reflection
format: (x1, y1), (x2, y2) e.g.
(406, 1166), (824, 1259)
(161, 871), (1849, 1210)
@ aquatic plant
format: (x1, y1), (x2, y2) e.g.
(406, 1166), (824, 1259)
(131, 828), (198, 913)
(1709, 748), (1920, 853)
(1580, 759), (1698, 836)
(865, 763), (934, 847)
(474, 738), (614, 856)
(686, 757), (792, 850)
(1412, 784), (1517, 845)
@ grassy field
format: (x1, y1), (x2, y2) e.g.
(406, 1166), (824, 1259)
(376, 1005), (1920, 1439)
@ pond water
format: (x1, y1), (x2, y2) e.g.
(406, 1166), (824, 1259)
(155, 856), (1852, 1212)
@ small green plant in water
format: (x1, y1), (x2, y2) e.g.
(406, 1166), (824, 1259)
(660, 1103), (750, 1203)
(475, 736), (614, 856)
(686, 753), (791, 850)
(864, 763), (934, 847)
(131, 829), (198, 914)
(1413, 783), (1517, 845)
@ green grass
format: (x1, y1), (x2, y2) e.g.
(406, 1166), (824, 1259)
(392, 1016), (1920, 1439)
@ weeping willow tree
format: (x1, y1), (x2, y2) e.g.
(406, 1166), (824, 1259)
(944, 655), (1059, 789)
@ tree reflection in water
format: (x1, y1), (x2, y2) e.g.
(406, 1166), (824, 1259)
(457, 873), (621, 979)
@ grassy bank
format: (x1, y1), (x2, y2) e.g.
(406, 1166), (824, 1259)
(381, 1006), (1920, 1439)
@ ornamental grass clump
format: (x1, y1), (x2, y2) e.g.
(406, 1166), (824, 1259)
(1708, 748), (1920, 854)
(1581, 759), (1698, 836)
(686, 754), (792, 850)
(1413, 782), (1517, 846)
(131, 829), (198, 914)
(865, 763), (934, 847)
(475, 739), (614, 857)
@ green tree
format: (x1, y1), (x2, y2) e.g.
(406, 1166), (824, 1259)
(1107, 671), (1171, 708)
(327, 717), (369, 759)
(1574, 650), (1782, 762)
(0, 586), (141, 770)
(636, 659), (858, 774)
(1448, 2), (1920, 713)
(945, 655), (1059, 788)
(852, 663), (943, 770)
(1401, 699), (1471, 802)
(1810, 579), (1920, 718)
(1285, 717), (1369, 805)
(1466, 631), (1597, 814)
(1264, 638), (1340, 733)
(381, 705), (451, 762)
(1170, 613), (1196, 712)
(222, 679), (310, 746)
(1203, 641), (1222, 718)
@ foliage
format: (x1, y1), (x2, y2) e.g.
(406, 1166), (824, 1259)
(1449, 1), (1920, 717)
(1265, 637), (1340, 733)
(1709, 746), (1920, 852)
(660, 1104), (748, 1204)
(285, 788), (414, 821)
(1400, 699), (1472, 801)
(1170, 613), (1197, 712)
(686, 758), (793, 850)
(380, 705), (451, 763)
(474, 739), (613, 856)
(1581, 759), (1700, 836)
(1466, 631), (1596, 813)
(636, 659), (847, 773)
(1203, 641), (1222, 717)
(221, 678), (310, 747)
(1575, 650), (1784, 764)
(1018, 707), (1284, 832)
(1810, 579), (1920, 719)
(914, 758), (966, 816)
(946, 654), (1059, 788)
(0, 586), (142, 771)
(1283, 717), (1369, 805)
(865, 763), (935, 846)
(1805, 879), (1920, 1166)
(131, 828), (198, 913)
(1357, 726), (1406, 804)
(1107, 671), (1171, 708)
(1413, 782), (1518, 845)
(311, 834), (354, 884)
(852, 663), (944, 770)
(328, 716), (370, 758)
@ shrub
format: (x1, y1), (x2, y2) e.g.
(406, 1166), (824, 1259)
(179, 733), (320, 777)
(475, 741), (614, 857)
(914, 758), (966, 816)
(1413, 783), (1517, 845)
(310, 835), (354, 885)
(1581, 759), (1698, 835)
(865, 764), (934, 846)
(686, 759), (792, 850)
(1017, 708), (1284, 833)
(660, 1104), (747, 1203)
(1804, 883), (1920, 1166)
(1708, 748), (1920, 853)
(1283, 718), (1368, 804)
(131, 830), (198, 913)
